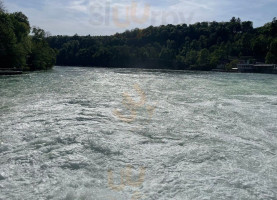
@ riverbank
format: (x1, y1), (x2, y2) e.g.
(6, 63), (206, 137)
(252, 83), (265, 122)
(0, 68), (23, 76)
(0, 71), (23, 75)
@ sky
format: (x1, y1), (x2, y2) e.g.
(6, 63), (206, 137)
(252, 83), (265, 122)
(4, 0), (277, 36)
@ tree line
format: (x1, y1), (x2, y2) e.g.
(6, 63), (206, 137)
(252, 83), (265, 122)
(0, 1), (56, 71)
(1, 0), (276, 72)
(47, 17), (277, 70)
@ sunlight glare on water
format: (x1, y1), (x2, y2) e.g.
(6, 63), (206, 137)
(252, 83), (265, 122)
(0, 66), (277, 200)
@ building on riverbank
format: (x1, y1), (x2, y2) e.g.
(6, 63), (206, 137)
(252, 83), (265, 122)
(237, 63), (277, 73)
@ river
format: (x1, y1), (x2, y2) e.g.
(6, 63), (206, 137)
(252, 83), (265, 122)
(0, 66), (277, 200)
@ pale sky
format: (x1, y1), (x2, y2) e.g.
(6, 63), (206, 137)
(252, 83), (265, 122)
(4, 0), (277, 36)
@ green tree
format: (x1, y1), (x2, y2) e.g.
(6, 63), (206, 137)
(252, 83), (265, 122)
(0, 11), (31, 69)
(266, 39), (277, 64)
(252, 35), (268, 61)
(0, 3), (56, 71)
(270, 17), (277, 36)
(11, 12), (31, 69)
(29, 27), (57, 70)
(159, 47), (174, 61)
(241, 21), (253, 33)
(265, 52), (276, 64)
(185, 50), (198, 66)
(209, 49), (226, 67)
(45, 17), (277, 71)
(196, 49), (210, 69)
(226, 59), (239, 71)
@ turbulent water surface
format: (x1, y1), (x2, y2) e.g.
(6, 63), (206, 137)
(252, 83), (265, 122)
(0, 66), (277, 200)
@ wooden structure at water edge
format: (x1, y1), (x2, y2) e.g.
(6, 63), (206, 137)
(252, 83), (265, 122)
(0, 68), (23, 75)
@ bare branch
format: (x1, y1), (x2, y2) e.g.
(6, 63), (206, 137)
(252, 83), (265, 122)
(0, 0), (6, 13)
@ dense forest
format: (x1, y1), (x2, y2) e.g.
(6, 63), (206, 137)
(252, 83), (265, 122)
(0, 1), (56, 71)
(1, 0), (277, 71)
(48, 17), (277, 70)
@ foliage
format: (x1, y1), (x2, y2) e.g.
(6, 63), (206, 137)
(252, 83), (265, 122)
(1, 0), (276, 71)
(28, 27), (57, 70)
(47, 17), (277, 70)
(226, 59), (239, 71)
(265, 39), (277, 64)
(0, 11), (31, 69)
(0, 5), (56, 71)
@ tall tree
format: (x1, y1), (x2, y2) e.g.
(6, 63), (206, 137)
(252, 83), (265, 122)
(28, 27), (57, 70)
(0, 5), (56, 71)
(266, 39), (277, 64)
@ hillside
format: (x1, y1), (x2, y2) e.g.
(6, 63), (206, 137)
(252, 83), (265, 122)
(47, 17), (277, 70)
